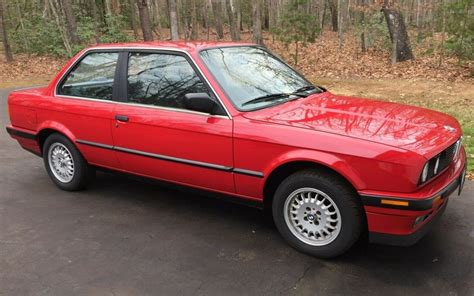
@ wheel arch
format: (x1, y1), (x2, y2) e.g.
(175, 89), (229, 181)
(36, 122), (77, 155)
(262, 156), (365, 212)
(263, 158), (369, 239)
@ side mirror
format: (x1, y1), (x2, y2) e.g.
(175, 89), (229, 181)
(184, 93), (218, 114)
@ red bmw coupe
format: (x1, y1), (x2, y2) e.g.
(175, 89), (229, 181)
(6, 42), (467, 257)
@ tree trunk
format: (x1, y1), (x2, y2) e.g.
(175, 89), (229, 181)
(62, 0), (80, 44)
(168, 0), (179, 40)
(90, 0), (101, 42)
(328, 0), (338, 32)
(0, 0), (13, 62)
(320, 0), (327, 32)
(212, 0), (224, 39)
(337, 0), (344, 48)
(111, 0), (121, 15)
(263, 0), (269, 30)
(226, 0), (240, 41)
(252, 0), (263, 44)
(15, 1), (30, 51)
(49, 0), (72, 56)
(382, 4), (414, 63)
(190, 0), (198, 39)
(360, 0), (367, 52)
(137, 0), (154, 41)
(438, 0), (446, 67)
(269, 0), (277, 29)
(129, 0), (140, 39)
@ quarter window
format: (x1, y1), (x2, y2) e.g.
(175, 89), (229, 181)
(58, 52), (119, 100)
(127, 53), (209, 110)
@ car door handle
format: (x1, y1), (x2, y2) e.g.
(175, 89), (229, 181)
(115, 115), (129, 122)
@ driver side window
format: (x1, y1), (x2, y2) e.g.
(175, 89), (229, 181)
(127, 52), (210, 110)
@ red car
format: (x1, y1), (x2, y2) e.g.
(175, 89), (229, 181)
(6, 42), (467, 258)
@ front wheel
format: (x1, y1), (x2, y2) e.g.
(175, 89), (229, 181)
(272, 170), (363, 258)
(43, 133), (94, 191)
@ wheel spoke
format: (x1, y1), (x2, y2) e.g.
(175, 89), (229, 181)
(48, 143), (75, 183)
(284, 187), (341, 247)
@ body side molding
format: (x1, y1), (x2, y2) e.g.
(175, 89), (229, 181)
(76, 139), (264, 178)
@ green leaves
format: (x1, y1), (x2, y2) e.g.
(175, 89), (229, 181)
(275, 0), (319, 65)
(441, 0), (473, 60)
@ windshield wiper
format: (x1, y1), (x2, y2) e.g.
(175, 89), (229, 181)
(242, 92), (307, 107)
(294, 85), (317, 93)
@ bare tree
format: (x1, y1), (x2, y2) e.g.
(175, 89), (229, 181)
(136, 0), (154, 41)
(327, 0), (338, 32)
(338, 0), (344, 48)
(252, 0), (263, 44)
(89, 0), (101, 42)
(190, 0), (198, 40)
(48, 0), (72, 55)
(169, 0), (179, 40)
(226, 0), (240, 41)
(0, 0), (13, 62)
(382, 0), (414, 63)
(62, 0), (80, 44)
(268, 0), (278, 30)
(104, 0), (121, 16)
(212, 0), (224, 39)
(128, 0), (140, 39)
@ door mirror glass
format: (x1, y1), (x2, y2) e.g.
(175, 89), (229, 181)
(184, 93), (218, 114)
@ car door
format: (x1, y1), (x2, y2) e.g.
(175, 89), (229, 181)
(111, 51), (235, 193)
(54, 50), (120, 169)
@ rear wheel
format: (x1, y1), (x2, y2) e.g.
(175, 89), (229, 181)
(272, 170), (363, 258)
(43, 133), (94, 191)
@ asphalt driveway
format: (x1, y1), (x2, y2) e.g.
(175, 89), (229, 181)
(0, 88), (473, 296)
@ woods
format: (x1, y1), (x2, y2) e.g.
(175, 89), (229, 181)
(0, 0), (472, 66)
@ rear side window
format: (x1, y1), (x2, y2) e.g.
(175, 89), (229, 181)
(127, 52), (209, 109)
(58, 52), (119, 100)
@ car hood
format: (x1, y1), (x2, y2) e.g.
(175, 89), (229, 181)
(242, 92), (461, 158)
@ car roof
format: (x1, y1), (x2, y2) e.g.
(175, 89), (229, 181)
(86, 41), (257, 53)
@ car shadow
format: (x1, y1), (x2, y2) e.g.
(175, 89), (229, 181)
(77, 171), (471, 294)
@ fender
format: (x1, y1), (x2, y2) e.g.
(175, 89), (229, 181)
(36, 120), (77, 143)
(262, 149), (367, 191)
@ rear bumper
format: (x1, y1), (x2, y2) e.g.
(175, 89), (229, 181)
(6, 125), (41, 156)
(361, 149), (467, 246)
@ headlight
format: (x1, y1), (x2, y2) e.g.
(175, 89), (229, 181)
(421, 162), (429, 183)
(454, 137), (463, 160)
(433, 156), (440, 175)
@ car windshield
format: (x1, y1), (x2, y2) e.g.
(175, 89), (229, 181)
(199, 46), (322, 111)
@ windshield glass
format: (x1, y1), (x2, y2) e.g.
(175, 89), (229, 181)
(199, 46), (321, 111)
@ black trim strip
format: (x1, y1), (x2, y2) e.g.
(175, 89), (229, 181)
(6, 127), (37, 140)
(233, 168), (265, 178)
(75, 139), (114, 150)
(76, 139), (263, 178)
(114, 146), (233, 172)
(361, 175), (460, 211)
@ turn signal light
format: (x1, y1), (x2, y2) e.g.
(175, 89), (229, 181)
(381, 199), (409, 207)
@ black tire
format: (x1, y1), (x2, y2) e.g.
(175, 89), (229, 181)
(272, 170), (363, 258)
(43, 133), (95, 191)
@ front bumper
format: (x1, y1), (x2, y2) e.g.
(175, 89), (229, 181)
(360, 148), (467, 246)
(368, 195), (449, 246)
